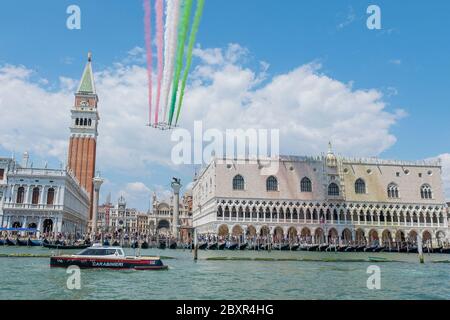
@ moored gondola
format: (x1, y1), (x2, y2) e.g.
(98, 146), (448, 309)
(226, 243), (238, 250)
(440, 247), (450, 254)
(355, 245), (366, 252)
(6, 238), (16, 246)
(239, 243), (248, 250)
(318, 244), (329, 252)
(207, 242), (218, 250)
(372, 246), (385, 252)
(0, 239), (5, 246)
(290, 244), (299, 251)
(218, 242), (226, 250)
(141, 241), (149, 249)
(169, 242), (178, 249)
(103, 240), (110, 246)
(407, 246), (418, 253)
(16, 238), (28, 246)
(337, 245), (348, 252)
(364, 245), (377, 252)
(345, 245), (357, 252)
(43, 242), (90, 250)
(27, 239), (42, 247)
(198, 242), (208, 250)
(158, 241), (167, 250)
(131, 241), (139, 249)
(280, 244), (290, 251)
(112, 241), (120, 247)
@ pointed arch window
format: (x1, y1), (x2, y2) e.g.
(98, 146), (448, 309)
(232, 175), (245, 190)
(387, 183), (399, 198)
(300, 177), (312, 192)
(266, 176), (278, 191)
(355, 178), (366, 194)
(328, 183), (340, 196)
(420, 184), (433, 199)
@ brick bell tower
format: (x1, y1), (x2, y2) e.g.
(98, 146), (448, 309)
(67, 52), (99, 220)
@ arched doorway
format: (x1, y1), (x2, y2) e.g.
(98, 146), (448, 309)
(422, 230), (432, 247)
(287, 227), (298, 241)
(273, 226), (284, 242)
(246, 225), (256, 238)
(408, 230), (418, 244)
(328, 228), (338, 244)
(42, 219), (53, 233)
(300, 227), (311, 243)
(232, 225), (243, 237)
(342, 228), (352, 244)
(12, 221), (22, 228)
(381, 230), (392, 246)
(157, 219), (170, 235)
(395, 230), (405, 244)
(355, 229), (365, 245)
(368, 229), (379, 245)
(218, 224), (229, 237)
(260, 226), (270, 237)
(314, 228), (325, 244)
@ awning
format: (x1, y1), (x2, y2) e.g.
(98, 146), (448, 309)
(0, 228), (38, 232)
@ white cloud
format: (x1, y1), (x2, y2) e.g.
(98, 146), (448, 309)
(0, 44), (415, 208)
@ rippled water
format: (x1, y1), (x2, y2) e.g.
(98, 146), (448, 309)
(0, 247), (449, 300)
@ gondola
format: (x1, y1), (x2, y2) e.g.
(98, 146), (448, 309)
(0, 239), (5, 246)
(318, 244), (329, 252)
(355, 245), (366, 252)
(239, 243), (248, 250)
(27, 239), (42, 247)
(290, 244), (299, 251)
(364, 246), (377, 252)
(280, 244), (290, 251)
(337, 245), (348, 252)
(6, 238), (16, 246)
(112, 241), (120, 247)
(16, 238), (29, 246)
(43, 242), (90, 250)
(345, 245), (357, 252)
(227, 243), (238, 250)
(103, 240), (110, 246)
(305, 244), (319, 251)
(218, 242), (226, 250)
(259, 244), (269, 250)
(326, 245), (338, 252)
(407, 246), (418, 253)
(169, 242), (178, 249)
(198, 242), (208, 250)
(158, 242), (167, 250)
(207, 242), (218, 250)
(440, 247), (450, 254)
(141, 241), (149, 249)
(131, 241), (139, 249)
(372, 246), (385, 252)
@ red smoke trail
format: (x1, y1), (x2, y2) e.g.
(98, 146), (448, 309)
(144, 0), (153, 125)
(154, 0), (164, 124)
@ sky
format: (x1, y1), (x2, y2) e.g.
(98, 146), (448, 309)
(0, 0), (449, 210)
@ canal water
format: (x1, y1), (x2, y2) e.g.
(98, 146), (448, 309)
(0, 247), (449, 300)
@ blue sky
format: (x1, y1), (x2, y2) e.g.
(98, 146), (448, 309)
(0, 0), (449, 209)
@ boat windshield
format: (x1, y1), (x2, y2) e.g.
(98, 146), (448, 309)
(77, 248), (119, 256)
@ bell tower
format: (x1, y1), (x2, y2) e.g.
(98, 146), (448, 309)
(67, 52), (99, 219)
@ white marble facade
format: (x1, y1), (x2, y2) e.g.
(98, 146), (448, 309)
(192, 148), (449, 246)
(0, 155), (90, 236)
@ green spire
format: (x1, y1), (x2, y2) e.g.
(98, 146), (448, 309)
(77, 52), (96, 94)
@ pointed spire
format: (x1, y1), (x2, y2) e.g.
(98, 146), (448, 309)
(77, 51), (96, 94)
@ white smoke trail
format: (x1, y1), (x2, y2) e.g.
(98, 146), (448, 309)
(161, 0), (181, 122)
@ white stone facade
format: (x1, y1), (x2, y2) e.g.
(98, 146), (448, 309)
(0, 156), (90, 236)
(192, 151), (449, 246)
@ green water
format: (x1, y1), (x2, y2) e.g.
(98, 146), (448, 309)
(0, 247), (449, 300)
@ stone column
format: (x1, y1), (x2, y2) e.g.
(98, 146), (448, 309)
(92, 175), (104, 238)
(171, 178), (182, 239)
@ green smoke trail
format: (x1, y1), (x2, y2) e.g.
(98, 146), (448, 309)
(168, 0), (194, 125)
(174, 0), (205, 125)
